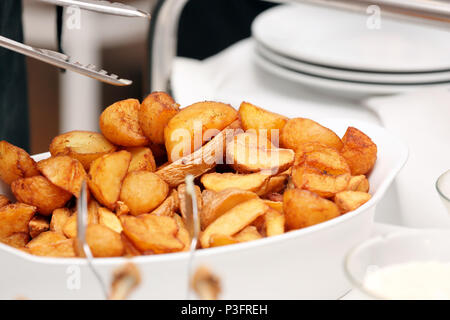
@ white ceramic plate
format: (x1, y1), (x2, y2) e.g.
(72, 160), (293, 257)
(255, 51), (450, 100)
(252, 4), (450, 73)
(256, 44), (450, 85)
(0, 118), (408, 299)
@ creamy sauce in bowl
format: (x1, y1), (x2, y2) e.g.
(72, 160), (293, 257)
(364, 261), (450, 299)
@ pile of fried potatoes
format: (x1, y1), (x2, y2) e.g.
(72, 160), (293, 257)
(0, 93), (377, 258)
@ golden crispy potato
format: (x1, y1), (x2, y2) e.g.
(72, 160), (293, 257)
(29, 215), (50, 238)
(88, 150), (131, 210)
(173, 214), (191, 252)
(121, 233), (142, 256)
(150, 189), (179, 217)
(292, 164), (350, 198)
(233, 226), (263, 243)
(334, 191), (371, 213)
(295, 145), (350, 176)
(86, 224), (124, 257)
(120, 214), (184, 254)
(283, 189), (340, 230)
(0, 195), (10, 208)
(120, 171), (169, 215)
(62, 200), (99, 239)
(0, 203), (36, 239)
(50, 208), (72, 234)
(280, 118), (343, 152)
(264, 193), (284, 202)
(263, 200), (283, 213)
(126, 147), (156, 173)
(257, 174), (288, 196)
(209, 234), (238, 247)
(202, 189), (217, 206)
(226, 132), (294, 174)
(200, 198), (268, 248)
(239, 101), (287, 144)
(139, 92), (180, 145)
(264, 209), (285, 237)
(26, 231), (75, 257)
(49, 131), (117, 170)
(37, 156), (86, 197)
(200, 188), (258, 230)
(0, 140), (39, 185)
(0, 232), (30, 248)
(164, 101), (238, 162)
(177, 183), (202, 220)
(340, 127), (377, 175)
(100, 99), (149, 147)
(347, 175), (370, 192)
(201, 172), (270, 194)
(98, 207), (123, 233)
(11, 176), (72, 215)
(115, 201), (130, 216)
(157, 120), (241, 187)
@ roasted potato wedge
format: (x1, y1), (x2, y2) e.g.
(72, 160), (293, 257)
(29, 215), (50, 238)
(150, 189), (179, 217)
(121, 233), (142, 256)
(200, 188), (258, 230)
(62, 200), (99, 238)
(209, 234), (238, 247)
(37, 156), (86, 197)
(115, 201), (130, 216)
(120, 171), (169, 215)
(292, 164), (350, 198)
(280, 118), (343, 152)
(120, 214), (184, 254)
(264, 209), (285, 237)
(98, 207), (123, 233)
(86, 224), (124, 257)
(26, 231), (75, 257)
(200, 198), (268, 248)
(226, 132), (294, 174)
(340, 127), (377, 175)
(334, 191), (371, 213)
(239, 101), (287, 145)
(233, 226), (263, 243)
(201, 172), (270, 194)
(139, 92), (180, 145)
(0, 140), (39, 185)
(126, 147), (156, 173)
(0, 195), (10, 208)
(156, 120), (241, 187)
(164, 101), (238, 162)
(50, 208), (72, 234)
(100, 99), (148, 147)
(347, 175), (370, 192)
(257, 174), (288, 196)
(88, 150), (131, 210)
(0, 203), (36, 239)
(177, 183), (202, 220)
(49, 131), (117, 170)
(295, 145), (350, 176)
(263, 200), (283, 213)
(283, 189), (340, 230)
(0, 232), (30, 248)
(11, 176), (72, 215)
(173, 214), (191, 252)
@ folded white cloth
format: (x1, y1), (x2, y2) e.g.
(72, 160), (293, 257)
(365, 88), (450, 228)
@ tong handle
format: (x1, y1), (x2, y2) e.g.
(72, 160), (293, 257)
(37, 0), (151, 19)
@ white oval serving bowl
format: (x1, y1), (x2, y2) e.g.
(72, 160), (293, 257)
(0, 119), (408, 299)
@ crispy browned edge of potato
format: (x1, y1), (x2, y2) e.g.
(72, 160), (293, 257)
(156, 120), (241, 187)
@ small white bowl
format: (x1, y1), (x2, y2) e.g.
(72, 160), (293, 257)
(345, 229), (450, 299)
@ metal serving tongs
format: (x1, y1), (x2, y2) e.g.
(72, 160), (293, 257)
(76, 181), (109, 299)
(0, 0), (151, 86)
(38, 0), (151, 19)
(184, 175), (222, 300)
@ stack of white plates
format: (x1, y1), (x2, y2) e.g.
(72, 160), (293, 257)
(252, 3), (450, 99)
